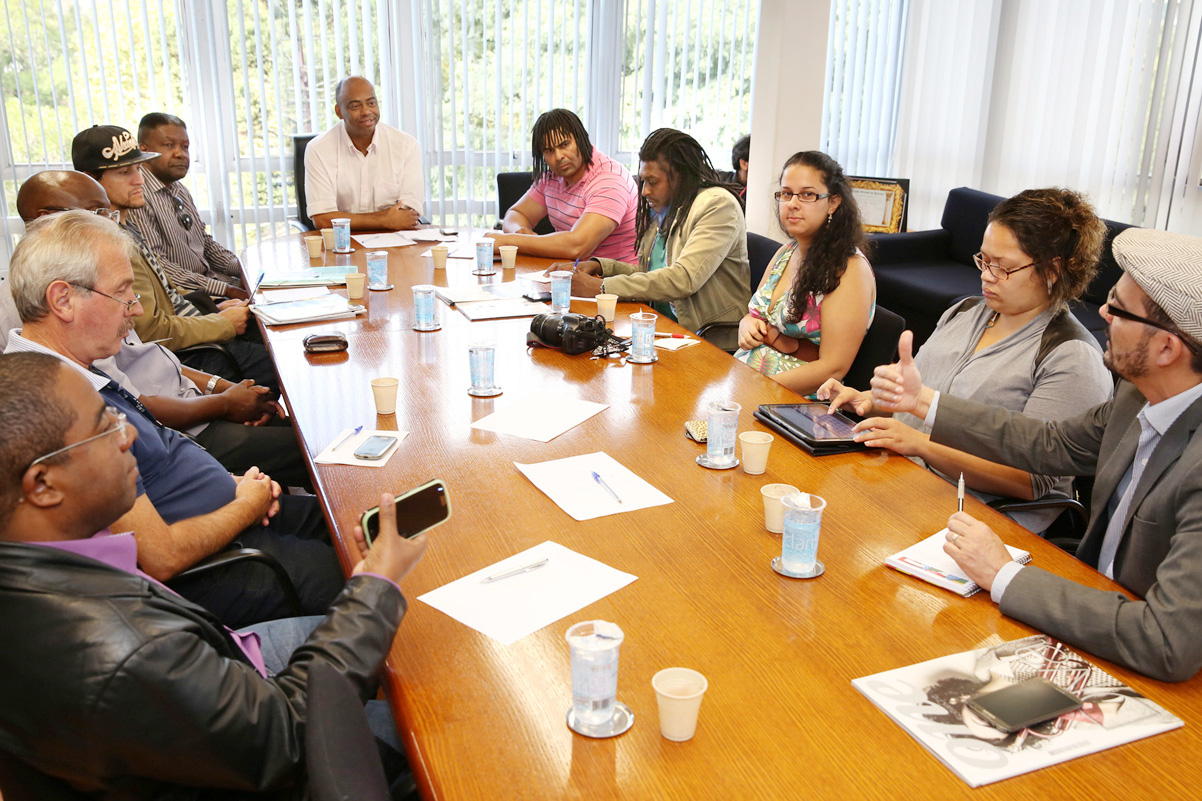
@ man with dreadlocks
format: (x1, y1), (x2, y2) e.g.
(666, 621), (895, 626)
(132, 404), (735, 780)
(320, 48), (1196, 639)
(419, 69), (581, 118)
(547, 128), (750, 348)
(489, 108), (638, 263)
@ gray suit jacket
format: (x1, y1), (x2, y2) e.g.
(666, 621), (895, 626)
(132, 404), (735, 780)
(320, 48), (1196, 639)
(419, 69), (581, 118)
(932, 380), (1202, 681)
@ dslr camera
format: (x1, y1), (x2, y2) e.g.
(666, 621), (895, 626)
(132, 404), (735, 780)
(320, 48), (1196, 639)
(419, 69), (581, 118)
(527, 313), (621, 355)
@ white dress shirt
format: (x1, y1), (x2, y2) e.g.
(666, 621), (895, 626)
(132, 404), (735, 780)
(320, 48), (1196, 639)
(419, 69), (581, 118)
(303, 120), (424, 218)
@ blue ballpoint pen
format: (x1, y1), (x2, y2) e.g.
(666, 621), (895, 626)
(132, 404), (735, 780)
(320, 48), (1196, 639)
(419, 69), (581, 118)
(592, 471), (622, 504)
(330, 425), (363, 452)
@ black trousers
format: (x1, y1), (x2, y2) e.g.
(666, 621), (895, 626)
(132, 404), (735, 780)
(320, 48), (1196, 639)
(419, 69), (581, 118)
(194, 417), (313, 491)
(166, 494), (345, 630)
(178, 335), (281, 395)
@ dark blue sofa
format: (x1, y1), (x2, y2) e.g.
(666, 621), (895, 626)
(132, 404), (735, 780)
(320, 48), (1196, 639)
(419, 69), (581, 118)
(868, 187), (1132, 349)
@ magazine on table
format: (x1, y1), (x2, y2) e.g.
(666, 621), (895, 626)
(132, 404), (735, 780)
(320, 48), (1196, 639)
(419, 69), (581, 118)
(852, 635), (1183, 787)
(252, 294), (365, 325)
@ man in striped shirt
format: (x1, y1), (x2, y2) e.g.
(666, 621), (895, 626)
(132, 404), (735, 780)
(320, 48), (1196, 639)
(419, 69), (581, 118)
(488, 108), (638, 263)
(126, 113), (247, 301)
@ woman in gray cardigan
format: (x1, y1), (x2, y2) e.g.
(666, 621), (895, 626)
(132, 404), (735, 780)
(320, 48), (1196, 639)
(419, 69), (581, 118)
(552, 128), (750, 345)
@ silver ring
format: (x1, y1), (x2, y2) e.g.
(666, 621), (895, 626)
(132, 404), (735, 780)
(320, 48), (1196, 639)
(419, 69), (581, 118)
(948, 532), (959, 544)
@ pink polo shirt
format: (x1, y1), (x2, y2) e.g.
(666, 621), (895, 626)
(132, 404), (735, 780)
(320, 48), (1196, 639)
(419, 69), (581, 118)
(529, 148), (639, 262)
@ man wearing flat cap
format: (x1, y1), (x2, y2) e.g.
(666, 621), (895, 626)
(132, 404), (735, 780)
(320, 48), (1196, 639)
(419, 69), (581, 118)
(859, 228), (1202, 682)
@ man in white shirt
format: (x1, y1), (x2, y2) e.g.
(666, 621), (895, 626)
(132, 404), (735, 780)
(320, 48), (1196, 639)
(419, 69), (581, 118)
(304, 76), (424, 231)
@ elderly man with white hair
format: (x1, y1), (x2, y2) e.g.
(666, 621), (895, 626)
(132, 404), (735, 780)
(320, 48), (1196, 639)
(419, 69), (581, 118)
(856, 228), (1202, 682)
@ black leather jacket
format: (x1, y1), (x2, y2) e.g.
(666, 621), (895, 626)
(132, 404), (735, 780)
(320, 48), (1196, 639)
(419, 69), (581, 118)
(0, 542), (405, 800)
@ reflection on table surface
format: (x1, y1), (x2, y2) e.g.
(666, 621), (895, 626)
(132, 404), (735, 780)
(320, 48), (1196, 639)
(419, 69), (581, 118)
(242, 231), (1202, 801)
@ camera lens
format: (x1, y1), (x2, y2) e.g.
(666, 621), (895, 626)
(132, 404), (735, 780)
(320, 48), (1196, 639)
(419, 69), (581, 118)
(530, 313), (565, 346)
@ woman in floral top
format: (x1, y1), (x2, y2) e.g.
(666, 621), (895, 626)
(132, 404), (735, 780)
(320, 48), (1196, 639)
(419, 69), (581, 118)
(734, 151), (875, 394)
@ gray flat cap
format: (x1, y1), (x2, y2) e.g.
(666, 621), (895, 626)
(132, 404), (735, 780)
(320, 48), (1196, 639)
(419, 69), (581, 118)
(1113, 227), (1202, 343)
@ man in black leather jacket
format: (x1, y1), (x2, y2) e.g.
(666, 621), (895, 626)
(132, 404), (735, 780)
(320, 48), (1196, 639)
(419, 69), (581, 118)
(0, 352), (429, 799)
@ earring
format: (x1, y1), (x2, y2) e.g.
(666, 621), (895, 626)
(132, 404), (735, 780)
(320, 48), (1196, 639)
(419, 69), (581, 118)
(827, 212), (833, 224)
(1047, 279), (1053, 291)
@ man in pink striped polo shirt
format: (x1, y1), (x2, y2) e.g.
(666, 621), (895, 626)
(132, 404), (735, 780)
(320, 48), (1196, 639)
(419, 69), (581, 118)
(489, 109), (638, 263)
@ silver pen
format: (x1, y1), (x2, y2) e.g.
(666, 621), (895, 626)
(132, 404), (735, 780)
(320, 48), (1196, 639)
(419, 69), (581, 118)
(480, 558), (549, 584)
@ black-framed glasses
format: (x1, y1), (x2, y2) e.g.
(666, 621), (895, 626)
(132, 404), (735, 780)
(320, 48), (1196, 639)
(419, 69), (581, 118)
(773, 190), (831, 204)
(1105, 287), (1202, 354)
(42, 206), (121, 223)
(171, 194), (193, 230)
(973, 252), (1039, 281)
(68, 282), (141, 312)
(29, 407), (129, 468)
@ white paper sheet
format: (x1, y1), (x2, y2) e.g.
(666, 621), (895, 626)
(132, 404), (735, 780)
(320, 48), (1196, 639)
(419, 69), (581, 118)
(352, 232), (417, 248)
(654, 337), (698, 351)
(417, 540), (638, 645)
(470, 393), (608, 442)
(420, 245), (475, 260)
(514, 451), (674, 521)
(313, 428), (408, 467)
(258, 286), (331, 303)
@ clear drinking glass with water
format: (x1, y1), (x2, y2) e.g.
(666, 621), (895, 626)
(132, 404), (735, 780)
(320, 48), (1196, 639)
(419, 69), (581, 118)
(550, 270), (573, 314)
(705, 401), (741, 466)
(565, 620), (624, 728)
(366, 250), (388, 287)
(781, 493), (826, 574)
(412, 285), (439, 330)
(332, 218), (351, 252)
(628, 312), (658, 362)
(468, 341), (500, 395)
(474, 240), (496, 275)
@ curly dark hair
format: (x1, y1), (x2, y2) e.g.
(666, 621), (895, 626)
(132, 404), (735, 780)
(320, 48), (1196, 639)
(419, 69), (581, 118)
(530, 109), (593, 185)
(0, 353), (76, 526)
(987, 188), (1104, 308)
(634, 128), (739, 240)
(775, 151), (867, 323)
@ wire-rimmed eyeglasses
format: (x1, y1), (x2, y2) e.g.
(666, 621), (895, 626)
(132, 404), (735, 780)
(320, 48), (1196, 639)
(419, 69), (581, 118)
(973, 252), (1039, 281)
(68, 283), (141, 312)
(29, 407), (129, 468)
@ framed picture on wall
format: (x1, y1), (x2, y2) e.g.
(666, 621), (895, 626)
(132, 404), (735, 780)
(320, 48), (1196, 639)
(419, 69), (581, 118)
(849, 177), (909, 233)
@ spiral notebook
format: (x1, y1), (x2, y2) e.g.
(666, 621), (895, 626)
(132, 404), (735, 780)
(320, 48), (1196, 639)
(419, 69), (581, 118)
(885, 529), (1031, 597)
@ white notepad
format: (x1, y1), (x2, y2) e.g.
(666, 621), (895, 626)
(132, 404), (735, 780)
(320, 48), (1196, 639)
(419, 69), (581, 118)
(885, 529), (1030, 597)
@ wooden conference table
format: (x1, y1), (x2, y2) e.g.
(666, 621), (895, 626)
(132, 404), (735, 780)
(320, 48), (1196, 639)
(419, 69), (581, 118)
(242, 232), (1202, 800)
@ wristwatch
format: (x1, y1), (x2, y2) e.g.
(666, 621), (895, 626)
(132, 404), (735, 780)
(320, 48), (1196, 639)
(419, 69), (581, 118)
(204, 375), (221, 395)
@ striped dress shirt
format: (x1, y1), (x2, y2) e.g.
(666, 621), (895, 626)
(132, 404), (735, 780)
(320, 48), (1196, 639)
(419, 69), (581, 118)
(127, 169), (243, 297)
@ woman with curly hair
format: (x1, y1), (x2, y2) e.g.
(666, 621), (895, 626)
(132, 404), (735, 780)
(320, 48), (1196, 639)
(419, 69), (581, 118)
(734, 151), (876, 394)
(820, 188), (1115, 533)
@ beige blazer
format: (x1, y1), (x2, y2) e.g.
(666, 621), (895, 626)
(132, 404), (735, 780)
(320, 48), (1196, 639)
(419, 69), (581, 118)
(595, 187), (750, 335)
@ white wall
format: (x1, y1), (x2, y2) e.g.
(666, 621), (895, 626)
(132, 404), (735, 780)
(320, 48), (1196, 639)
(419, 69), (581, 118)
(745, 0), (832, 238)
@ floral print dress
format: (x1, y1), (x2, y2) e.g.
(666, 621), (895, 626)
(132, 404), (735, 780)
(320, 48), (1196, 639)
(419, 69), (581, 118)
(734, 242), (823, 376)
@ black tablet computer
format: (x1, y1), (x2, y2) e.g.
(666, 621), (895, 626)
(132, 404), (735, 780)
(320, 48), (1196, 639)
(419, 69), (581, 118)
(768, 403), (859, 443)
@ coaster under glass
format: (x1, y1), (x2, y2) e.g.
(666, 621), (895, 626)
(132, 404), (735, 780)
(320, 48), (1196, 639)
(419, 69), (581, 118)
(413, 323), (441, 332)
(771, 557), (824, 579)
(696, 455), (739, 470)
(467, 385), (503, 397)
(566, 702), (634, 738)
(368, 283), (394, 291)
(627, 353), (658, 364)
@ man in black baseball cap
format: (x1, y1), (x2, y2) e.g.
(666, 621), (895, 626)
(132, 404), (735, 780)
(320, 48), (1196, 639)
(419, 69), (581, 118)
(71, 125), (279, 394)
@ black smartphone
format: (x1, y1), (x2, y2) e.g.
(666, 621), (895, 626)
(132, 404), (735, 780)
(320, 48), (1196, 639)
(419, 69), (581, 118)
(965, 678), (1083, 733)
(360, 479), (450, 545)
(353, 435), (398, 460)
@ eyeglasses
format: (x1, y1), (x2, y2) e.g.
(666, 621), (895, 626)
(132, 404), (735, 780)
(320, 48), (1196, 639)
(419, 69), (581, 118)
(973, 252), (1039, 281)
(171, 194), (193, 230)
(1105, 287), (1202, 354)
(68, 282), (141, 312)
(773, 190), (832, 204)
(29, 407), (129, 468)
(42, 207), (121, 223)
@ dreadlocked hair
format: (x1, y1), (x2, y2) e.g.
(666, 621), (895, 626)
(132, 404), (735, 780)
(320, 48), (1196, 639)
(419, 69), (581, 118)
(777, 151), (868, 322)
(635, 128), (740, 240)
(531, 109), (593, 185)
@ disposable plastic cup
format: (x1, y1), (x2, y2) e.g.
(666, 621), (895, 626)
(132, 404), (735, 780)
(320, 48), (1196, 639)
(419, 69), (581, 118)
(565, 620), (624, 729)
(431, 245), (449, 269)
(781, 493), (827, 574)
(652, 668), (709, 742)
(320, 228), (336, 249)
(332, 218), (352, 252)
(474, 239), (496, 275)
(345, 273), (366, 300)
(629, 312), (658, 363)
(366, 251), (389, 288)
(304, 235), (323, 258)
(499, 245), (518, 269)
(705, 401), (741, 466)
(595, 293), (618, 322)
(370, 377), (399, 415)
(761, 484), (800, 534)
(739, 431), (774, 475)
(412, 285), (440, 331)
(550, 270), (573, 314)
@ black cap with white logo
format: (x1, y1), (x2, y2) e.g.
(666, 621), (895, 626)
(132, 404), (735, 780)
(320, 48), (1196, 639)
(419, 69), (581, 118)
(71, 125), (160, 172)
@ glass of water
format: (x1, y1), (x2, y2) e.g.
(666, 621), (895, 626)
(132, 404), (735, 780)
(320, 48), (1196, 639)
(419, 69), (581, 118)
(628, 312), (658, 363)
(565, 620), (625, 732)
(412, 285), (440, 331)
(366, 250), (389, 289)
(780, 493), (826, 577)
(550, 270), (573, 314)
(474, 239), (496, 275)
(331, 218), (351, 252)
(699, 401), (740, 468)
(468, 340), (502, 397)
